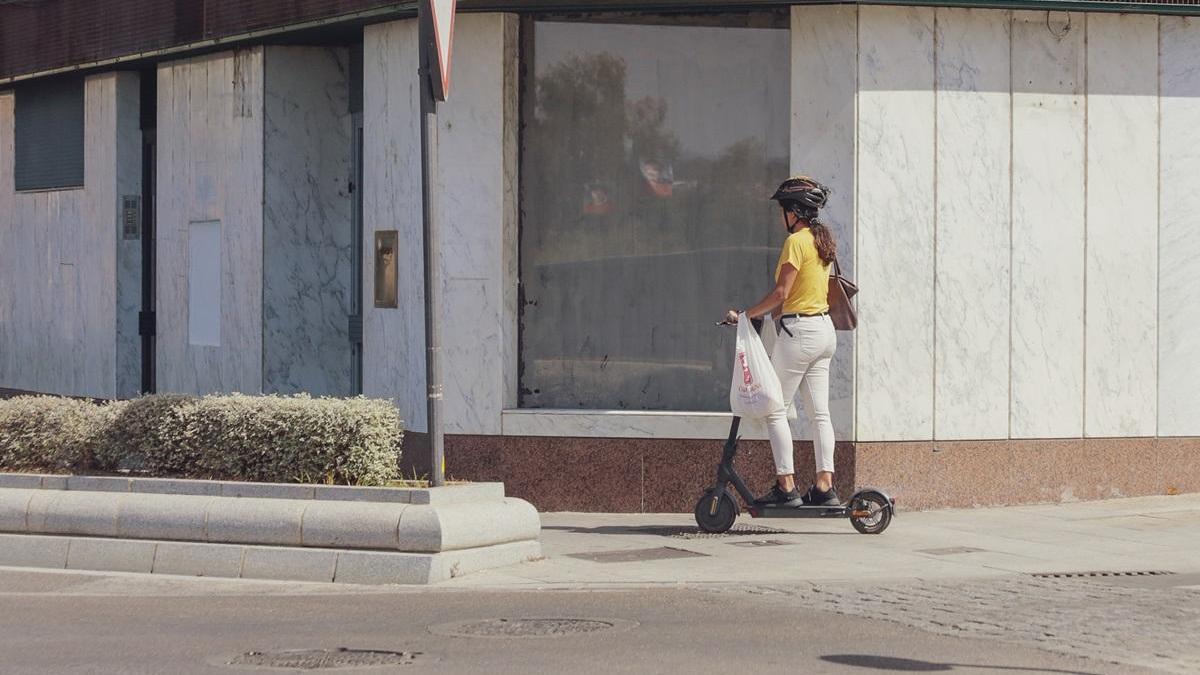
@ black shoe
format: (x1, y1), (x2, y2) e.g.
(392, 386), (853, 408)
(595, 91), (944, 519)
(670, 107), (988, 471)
(802, 485), (842, 507)
(754, 483), (803, 506)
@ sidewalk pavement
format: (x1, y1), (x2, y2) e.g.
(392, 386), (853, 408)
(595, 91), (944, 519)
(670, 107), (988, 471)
(444, 493), (1200, 589)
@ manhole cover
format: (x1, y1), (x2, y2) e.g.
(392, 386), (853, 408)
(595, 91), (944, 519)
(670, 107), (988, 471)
(565, 546), (708, 563)
(430, 618), (637, 639)
(227, 648), (422, 670)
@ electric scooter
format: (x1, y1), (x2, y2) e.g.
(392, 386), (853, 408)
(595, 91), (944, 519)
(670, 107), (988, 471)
(694, 318), (895, 535)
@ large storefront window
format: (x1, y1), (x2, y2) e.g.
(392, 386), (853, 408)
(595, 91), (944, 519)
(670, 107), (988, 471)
(520, 13), (790, 411)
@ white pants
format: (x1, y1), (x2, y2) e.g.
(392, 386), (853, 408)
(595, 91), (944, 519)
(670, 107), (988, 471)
(765, 314), (837, 476)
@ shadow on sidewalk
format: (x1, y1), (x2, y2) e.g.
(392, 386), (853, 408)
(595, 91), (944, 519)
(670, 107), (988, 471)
(822, 654), (1101, 674)
(543, 524), (856, 537)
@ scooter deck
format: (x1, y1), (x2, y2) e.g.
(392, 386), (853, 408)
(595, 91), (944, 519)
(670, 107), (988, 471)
(748, 503), (851, 518)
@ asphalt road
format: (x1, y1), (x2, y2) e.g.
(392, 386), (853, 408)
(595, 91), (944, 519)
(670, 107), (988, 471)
(0, 569), (1151, 675)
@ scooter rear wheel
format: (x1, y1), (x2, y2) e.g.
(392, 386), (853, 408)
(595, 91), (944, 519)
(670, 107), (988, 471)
(849, 491), (892, 534)
(694, 488), (739, 534)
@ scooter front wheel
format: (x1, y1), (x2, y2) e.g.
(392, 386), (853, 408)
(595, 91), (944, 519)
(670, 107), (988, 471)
(849, 491), (892, 534)
(694, 488), (739, 534)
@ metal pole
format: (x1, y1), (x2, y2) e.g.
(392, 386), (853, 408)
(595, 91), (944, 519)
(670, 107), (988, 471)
(418, 1), (445, 486)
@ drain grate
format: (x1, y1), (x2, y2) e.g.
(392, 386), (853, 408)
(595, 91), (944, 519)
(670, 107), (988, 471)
(565, 546), (708, 563)
(227, 648), (421, 669)
(1032, 570), (1175, 579)
(430, 618), (637, 639)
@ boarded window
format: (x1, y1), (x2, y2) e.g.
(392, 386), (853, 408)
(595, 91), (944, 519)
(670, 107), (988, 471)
(15, 76), (85, 191)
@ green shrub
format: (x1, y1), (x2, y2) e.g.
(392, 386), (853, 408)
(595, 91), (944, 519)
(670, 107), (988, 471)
(0, 396), (121, 472)
(1, 394), (404, 486)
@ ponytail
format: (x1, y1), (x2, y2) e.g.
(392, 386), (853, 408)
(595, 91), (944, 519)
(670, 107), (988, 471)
(785, 204), (837, 265)
(808, 220), (837, 265)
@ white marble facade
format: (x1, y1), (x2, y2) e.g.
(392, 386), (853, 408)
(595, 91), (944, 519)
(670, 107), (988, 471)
(790, 6), (1196, 442)
(0, 72), (141, 400)
(1084, 14), (1159, 438)
(433, 14), (520, 435)
(156, 50), (265, 395)
(5, 8), (1200, 447)
(262, 46), (354, 397)
(362, 19), (426, 430)
(1010, 10), (1086, 439)
(363, 15), (519, 434)
(1158, 17), (1200, 437)
(933, 8), (1011, 440)
(854, 5), (937, 441)
(790, 5), (857, 442)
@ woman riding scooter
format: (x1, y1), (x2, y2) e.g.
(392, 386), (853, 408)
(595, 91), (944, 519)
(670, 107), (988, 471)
(724, 176), (840, 508)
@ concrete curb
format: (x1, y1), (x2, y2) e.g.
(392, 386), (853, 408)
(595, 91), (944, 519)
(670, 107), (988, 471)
(0, 488), (540, 553)
(0, 472), (503, 504)
(0, 533), (542, 585)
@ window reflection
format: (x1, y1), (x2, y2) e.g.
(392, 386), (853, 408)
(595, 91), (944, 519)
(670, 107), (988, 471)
(520, 16), (790, 411)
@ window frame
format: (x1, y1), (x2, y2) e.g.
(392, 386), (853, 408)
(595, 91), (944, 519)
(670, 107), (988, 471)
(515, 10), (792, 412)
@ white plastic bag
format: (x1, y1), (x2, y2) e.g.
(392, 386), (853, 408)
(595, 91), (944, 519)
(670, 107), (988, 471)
(729, 313), (785, 419)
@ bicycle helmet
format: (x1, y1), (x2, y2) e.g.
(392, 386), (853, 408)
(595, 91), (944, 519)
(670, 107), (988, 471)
(770, 175), (831, 210)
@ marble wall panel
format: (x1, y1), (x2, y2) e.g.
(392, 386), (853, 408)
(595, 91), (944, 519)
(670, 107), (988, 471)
(262, 46), (354, 397)
(1159, 17), (1200, 436)
(855, 5), (937, 441)
(0, 92), (10, 387)
(934, 8), (1011, 440)
(1010, 11), (1086, 439)
(1084, 14), (1158, 437)
(0, 73), (138, 399)
(791, 5), (857, 442)
(362, 19), (426, 430)
(113, 72), (143, 399)
(156, 50), (265, 395)
(435, 14), (518, 435)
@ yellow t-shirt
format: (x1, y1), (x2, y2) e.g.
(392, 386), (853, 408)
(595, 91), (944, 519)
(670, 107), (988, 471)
(775, 228), (831, 315)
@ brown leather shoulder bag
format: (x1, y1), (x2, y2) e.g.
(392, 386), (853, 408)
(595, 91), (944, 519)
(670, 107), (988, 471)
(828, 258), (858, 331)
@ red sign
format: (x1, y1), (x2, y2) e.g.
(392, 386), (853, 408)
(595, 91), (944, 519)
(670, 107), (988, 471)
(429, 0), (456, 101)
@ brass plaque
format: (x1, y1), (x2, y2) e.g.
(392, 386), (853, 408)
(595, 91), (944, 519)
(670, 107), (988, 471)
(374, 230), (398, 309)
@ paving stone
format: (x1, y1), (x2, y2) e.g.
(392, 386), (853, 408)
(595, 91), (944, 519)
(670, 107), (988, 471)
(0, 533), (69, 568)
(0, 474), (47, 490)
(27, 491), (122, 537)
(398, 499), (541, 553)
(65, 476), (131, 493)
(152, 541), (245, 578)
(66, 538), (156, 574)
(221, 482), (316, 500)
(117, 494), (213, 541)
(240, 546), (337, 583)
(40, 475), (68, 490)
(130, 478), (222, 496)
(205, 497), (305, 546)
(313, 485), (411, 503)
(756, 575), (1200, 675)
(410, 483), (505, 505)
(333, 550), (434, 585)
(300, 501), (406, 550)
(0, 488), (33, 532)
(430, 540), (543, 583)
